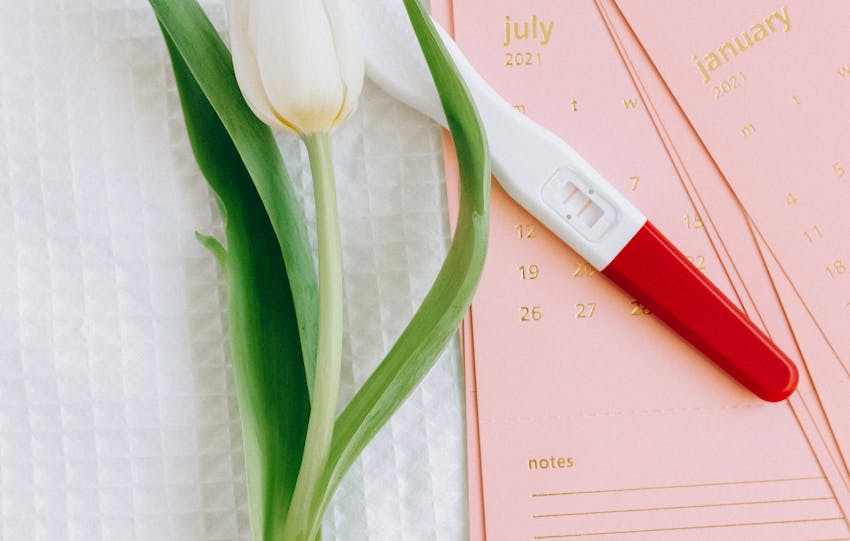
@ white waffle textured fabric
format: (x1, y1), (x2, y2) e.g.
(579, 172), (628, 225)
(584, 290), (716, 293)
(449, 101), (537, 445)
(0, 1), (468, 539)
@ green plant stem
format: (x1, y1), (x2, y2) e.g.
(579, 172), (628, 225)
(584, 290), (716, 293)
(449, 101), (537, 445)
(299, 0), (490, 537)
(284, 132), (343, 541)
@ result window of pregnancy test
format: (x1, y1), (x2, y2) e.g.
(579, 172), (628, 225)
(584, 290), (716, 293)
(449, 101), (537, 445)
(541, 169), (618, 241)
(436, 0), (850, 539)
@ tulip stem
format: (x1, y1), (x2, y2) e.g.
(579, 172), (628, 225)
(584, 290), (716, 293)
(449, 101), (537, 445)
(284, 132), (343, 541)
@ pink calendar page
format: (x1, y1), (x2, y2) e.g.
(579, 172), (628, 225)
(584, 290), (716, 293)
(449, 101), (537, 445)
(614, 0), (850, 387)
(594, 0), (850, 508)
(604, 0), (850, 499)
(756, 228), (850, 482)
(432, 1), (850, 539)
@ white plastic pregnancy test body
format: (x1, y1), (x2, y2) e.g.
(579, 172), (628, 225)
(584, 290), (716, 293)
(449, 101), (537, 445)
(363, 6), (642, 269)
(358, 0), (798, 402)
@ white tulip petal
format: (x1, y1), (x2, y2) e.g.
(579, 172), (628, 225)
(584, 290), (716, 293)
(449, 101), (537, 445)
(246, 0), (260, 54)
(225, 0), (288, 130)
(322, 0), (365, 125)
(226, 0), (365, 134)
(256, 0), (345, 134)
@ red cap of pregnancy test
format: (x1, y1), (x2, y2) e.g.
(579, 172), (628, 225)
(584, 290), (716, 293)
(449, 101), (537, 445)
(602, 222), (799, 402)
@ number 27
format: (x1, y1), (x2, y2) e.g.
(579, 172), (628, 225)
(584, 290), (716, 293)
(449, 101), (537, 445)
(575, 303), (597, 319)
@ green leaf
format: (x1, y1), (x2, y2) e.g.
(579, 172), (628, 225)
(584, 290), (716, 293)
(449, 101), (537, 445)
(305, 0), (491, 536)
(150, 0), (319, 397)
(160, 23), (311, 541)
(195, 231), (228, 270)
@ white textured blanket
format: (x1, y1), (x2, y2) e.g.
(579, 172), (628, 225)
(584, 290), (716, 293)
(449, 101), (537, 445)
(0, 1), (467, 539)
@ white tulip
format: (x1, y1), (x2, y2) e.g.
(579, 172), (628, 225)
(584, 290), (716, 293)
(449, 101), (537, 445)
(226, 0), (365, 135)
(226, 2), (366, 539)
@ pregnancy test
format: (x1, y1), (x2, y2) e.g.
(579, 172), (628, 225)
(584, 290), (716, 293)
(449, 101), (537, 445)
(359, 1), (798, 402)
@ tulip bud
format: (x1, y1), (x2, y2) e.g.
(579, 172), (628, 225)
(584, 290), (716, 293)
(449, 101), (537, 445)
(226, 0), (365, 136)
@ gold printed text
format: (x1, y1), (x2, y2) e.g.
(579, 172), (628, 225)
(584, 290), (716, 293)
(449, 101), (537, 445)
(691, 6), (790, 84)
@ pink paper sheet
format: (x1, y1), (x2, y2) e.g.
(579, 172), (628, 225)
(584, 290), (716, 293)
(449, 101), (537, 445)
(594, 0), (850, 514)
(433, 1), (850, 539)
(614, 0), (850, 381)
